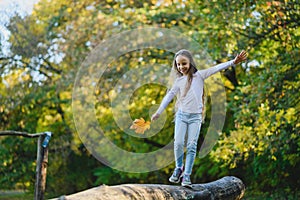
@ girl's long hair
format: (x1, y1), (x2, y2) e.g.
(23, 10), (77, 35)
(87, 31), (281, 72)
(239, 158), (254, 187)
(171, 49), (206, 121)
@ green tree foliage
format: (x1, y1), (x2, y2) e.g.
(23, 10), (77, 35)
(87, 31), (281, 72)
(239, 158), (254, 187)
(210, 0), (300, 195)
(0, 0), (299, 198)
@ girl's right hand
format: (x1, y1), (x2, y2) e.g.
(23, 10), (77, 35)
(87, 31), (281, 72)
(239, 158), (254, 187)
(151, 113), (160, 121)
(233, 50), (248, 65)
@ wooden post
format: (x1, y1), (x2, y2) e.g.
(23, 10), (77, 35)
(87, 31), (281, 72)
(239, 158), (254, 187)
(0, 131), (51, 200)
(34, 133), (51, 200)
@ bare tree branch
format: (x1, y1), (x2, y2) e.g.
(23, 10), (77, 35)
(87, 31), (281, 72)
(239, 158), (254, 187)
(0, 130), (45, 138)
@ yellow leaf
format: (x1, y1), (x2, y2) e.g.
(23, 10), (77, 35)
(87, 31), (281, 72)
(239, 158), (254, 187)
(203, 8), (210, 14)
(130, 118), (151, 134)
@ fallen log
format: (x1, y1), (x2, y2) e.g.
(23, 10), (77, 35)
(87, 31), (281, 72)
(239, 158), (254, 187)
(52, 176), (245, 200)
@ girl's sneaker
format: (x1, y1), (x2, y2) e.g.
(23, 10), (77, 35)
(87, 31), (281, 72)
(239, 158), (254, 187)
(169, 167), (183, 183)
(181, 174), (192, 186)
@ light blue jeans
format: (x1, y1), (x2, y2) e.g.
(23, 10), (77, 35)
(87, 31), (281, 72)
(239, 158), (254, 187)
(174, 110), (202, 175)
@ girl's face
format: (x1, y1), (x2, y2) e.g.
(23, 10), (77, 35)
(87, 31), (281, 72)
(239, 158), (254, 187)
(176, 55), (190, 75)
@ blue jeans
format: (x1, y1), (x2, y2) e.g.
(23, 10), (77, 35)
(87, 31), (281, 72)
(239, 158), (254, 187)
(174, 110), (202, 175)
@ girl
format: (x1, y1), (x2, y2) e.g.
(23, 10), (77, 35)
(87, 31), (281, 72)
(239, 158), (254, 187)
(151, 49), (247, 186)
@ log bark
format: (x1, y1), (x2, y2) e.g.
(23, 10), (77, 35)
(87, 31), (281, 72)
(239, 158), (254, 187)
(53, 176), (245, 200)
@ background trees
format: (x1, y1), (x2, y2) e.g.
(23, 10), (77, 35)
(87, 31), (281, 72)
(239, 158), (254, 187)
(0, 0), (299, 199)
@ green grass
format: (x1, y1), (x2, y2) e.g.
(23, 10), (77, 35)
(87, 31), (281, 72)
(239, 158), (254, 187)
(0, 191), (33, 200)
(243, 189), (300, 200)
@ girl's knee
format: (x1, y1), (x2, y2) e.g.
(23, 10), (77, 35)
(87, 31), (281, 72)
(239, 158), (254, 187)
(174, 142), (184, 150)
(187, 141), (197, 152)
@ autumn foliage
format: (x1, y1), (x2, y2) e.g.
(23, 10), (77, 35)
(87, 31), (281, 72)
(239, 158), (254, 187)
(130, 118), (151, 134)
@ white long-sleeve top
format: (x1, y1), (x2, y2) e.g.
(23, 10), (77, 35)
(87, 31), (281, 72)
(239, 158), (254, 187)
(156, 60), (235, 114)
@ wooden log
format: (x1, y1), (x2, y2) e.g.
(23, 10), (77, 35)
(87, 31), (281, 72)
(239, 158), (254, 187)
(52, 176), (245, 200)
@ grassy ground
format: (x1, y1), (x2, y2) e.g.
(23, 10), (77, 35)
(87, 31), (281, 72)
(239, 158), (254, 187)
(243, 189), (300, 200)
(0, 191), (33, 200)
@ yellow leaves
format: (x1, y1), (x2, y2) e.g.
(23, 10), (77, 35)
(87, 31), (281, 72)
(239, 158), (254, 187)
(130, 118), (151, 134)
(2, 69), (29, 88)
(170, 20), (177, 25)
(226, 30), (232, 36)
(202, 8), (210, 14)
(229, 162), (237, 169)
(240, 85), (252, 94)
(285, 107), (296, 123)
(234, 95), (239, 100)
(18, 120), (25, 128)
(271, 155), (277, 161)
(275, 109), (285, 122)
(39, 113), (63, 127)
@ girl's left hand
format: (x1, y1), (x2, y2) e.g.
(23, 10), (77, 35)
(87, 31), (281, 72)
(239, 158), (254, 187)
(151, 113), (160, 121)
(233, 50), (248, 65)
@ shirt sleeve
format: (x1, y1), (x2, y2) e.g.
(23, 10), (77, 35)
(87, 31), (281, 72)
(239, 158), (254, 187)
(199, 60), (235, 79)
(156, 83), (179, 115)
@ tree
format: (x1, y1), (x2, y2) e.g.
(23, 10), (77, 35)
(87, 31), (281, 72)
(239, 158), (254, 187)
(204, 0), (300, 195)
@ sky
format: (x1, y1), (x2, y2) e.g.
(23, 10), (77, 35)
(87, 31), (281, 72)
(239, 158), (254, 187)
(0, 0), (39, 15)
(0, 0), (40, 55)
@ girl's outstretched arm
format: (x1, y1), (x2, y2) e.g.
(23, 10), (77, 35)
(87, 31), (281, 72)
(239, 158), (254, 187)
(199, 50), (248, 79)
(151, 83), (179, 121)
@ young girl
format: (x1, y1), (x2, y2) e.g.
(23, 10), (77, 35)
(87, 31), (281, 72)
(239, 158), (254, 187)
(151, 49), (247, 186)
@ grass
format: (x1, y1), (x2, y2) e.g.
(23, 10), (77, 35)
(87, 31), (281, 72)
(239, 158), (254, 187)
(0, 191), (33, 200)
(243, 189), (300, 200)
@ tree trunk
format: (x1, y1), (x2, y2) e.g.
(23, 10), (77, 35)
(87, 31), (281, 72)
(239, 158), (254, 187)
(53, 176), (245, 200)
